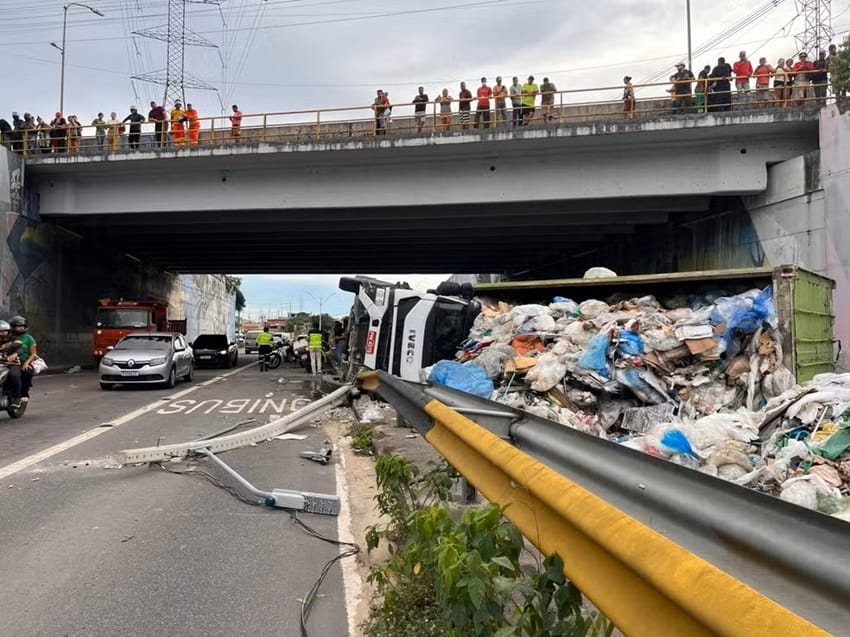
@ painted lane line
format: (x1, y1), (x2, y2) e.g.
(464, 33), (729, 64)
(334, 440), (363, 637)
(0, 364), (251, 482)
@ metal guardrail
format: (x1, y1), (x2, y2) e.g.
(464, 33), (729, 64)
(1, 75), (833, 157)
(360, 370), (849, 636)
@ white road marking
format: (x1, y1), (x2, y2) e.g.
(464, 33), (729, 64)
(334, 441), (364, 637)
(0, 365), (251, 482)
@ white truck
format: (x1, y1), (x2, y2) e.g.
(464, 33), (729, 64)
(339, 276), (481, 381)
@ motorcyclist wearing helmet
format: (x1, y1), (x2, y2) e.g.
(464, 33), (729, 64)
(0, 320), (23, 408)
(9, 316), (36, 401)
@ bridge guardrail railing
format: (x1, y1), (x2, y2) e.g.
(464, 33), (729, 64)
(1, 74), (833, 158)
(359, 370), (849, 636)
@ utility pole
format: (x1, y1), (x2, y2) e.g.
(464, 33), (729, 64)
(795, 0), (833, 56)
(131, 0), (219, 106)
(686, 0), (693, 73)
(307, 292), (337, 332)
(51, 3), (104, 114)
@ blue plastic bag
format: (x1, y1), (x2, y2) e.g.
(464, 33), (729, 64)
(578, 333), (610, 377)
(711, 287), (776, 357)
(660, 430), (697, 457)
(618, 331), (644, 356)
(429, 360), (495, 399)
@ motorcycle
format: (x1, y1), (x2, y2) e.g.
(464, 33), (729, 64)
(292, 337), (310, 369)
(0, 364), (26, 419)
(267, 341), (288, 370)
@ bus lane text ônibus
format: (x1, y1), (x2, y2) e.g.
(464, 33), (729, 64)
(156, 397), (313, 416)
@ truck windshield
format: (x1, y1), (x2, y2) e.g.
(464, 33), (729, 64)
(97, 308), (151, 329)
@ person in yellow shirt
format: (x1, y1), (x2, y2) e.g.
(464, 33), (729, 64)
(171, 101), (186, 147)
(255, 326), (274, 371)
(521, 75), (538, 126)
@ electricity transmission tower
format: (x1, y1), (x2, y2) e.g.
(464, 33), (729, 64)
(795, 0), (833, 55)
(131, 0), (219, 107)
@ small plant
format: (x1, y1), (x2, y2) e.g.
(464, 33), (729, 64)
(349, 423), (375, 455)
(362, 455), (615, 637)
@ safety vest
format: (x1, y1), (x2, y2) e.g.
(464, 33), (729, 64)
(308, 332), (322, 350)
(255, 332), (273, 346)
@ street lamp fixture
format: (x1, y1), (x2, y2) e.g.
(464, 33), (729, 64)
(55, 3), (105, 114)
(306, 292), (338, 332)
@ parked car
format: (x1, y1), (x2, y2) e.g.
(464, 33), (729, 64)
(99, 332), (194, 390)
(192, 334), (238, 368)
(244, 330), (262, 355)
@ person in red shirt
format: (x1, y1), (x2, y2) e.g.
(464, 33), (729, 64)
(732, 50), (753, 107)
(230, 104), (243, 140)
(792, 52), (814, 106)
(474, 77), (492, 129)
(753, 57), (774, 106)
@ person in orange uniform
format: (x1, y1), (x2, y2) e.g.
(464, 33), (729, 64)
(170, 100), (186, 147)
(185, 103), (200, 147)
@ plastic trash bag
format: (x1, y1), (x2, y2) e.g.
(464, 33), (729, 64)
(517, 313), (557, 334)
(578, 333), (610, 376)
(617, 331), (644, 356)
(560, 320), (592, 347)
(469, 344), (516, 379)
(660, 430), (697, 457)
(429, 360), (494, 399)
(583, 267), (618, 279)
(525, 352), (567, 392)
(550, 297), (580, 317)
(642, 328), (681, 352)
(578, 299), (609, 319)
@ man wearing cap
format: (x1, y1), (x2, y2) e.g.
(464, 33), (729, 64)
(792, 52), (814, 106)
(171, 100), (186, 147)
(671, 62), (694, 113)
(148, 101), (168, 149)
(733, 50), (753, 106)
(493, 77), (508, 126)
(623, 76), (635, 118)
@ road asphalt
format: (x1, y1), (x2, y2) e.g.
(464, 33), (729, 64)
(0, 360), (353, 637)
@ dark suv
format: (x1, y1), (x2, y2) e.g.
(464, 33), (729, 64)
(192, 334), (239, 368)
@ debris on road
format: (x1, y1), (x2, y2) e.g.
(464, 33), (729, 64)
(299, 447), (333, 465)
(432, 287), (850, 517)
(274, 433), (309, 441)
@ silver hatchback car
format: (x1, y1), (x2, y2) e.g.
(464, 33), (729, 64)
(99, 332), (194, 390)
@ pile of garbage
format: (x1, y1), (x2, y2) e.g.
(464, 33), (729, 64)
(426, 283), (850, 519)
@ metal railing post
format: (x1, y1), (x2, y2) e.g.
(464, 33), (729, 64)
(316, 110), (321, 139)
(262, 114), (267, 142)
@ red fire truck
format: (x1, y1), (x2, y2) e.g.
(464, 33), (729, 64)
(93, 298), (186, 361)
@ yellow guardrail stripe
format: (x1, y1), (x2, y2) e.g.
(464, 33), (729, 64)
(423, 399), (828, 637)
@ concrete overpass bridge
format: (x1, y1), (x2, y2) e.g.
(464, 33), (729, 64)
(7, 101), (850, 365)
(24, 109), (819, 274)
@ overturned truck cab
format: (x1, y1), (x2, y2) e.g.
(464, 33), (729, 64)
(339, 276), (481, 381)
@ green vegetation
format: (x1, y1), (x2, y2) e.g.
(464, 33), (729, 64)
(832, 36), (850, 99)
(363, 455), (614, 637)
(349, 423), (376, 455)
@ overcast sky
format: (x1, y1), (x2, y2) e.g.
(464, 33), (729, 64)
(4, 0), (846, 316)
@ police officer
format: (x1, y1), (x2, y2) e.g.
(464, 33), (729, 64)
(255, 326), (274, 371)
(308, 324), (323, 375)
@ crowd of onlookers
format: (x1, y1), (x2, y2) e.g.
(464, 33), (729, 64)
(373, 44), (844, 132)
(0, 102), (243, 154)
(1, 43), (844, 152)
